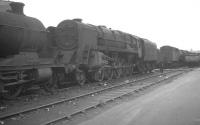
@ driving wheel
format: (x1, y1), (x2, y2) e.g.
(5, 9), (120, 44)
(2, 85), (23, 99)
(94, 69), (105, 82)
(75, 70), (86, 86)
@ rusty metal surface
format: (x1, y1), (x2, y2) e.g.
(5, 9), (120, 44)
(160, 45), (181, 62)
(141, 38), (158, 62)
(0, 11), (46, 58)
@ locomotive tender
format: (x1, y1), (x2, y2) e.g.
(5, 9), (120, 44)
(159, 46), (181, 68)
(0, 1), (157, 99)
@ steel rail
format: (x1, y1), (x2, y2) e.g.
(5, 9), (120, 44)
(0, 69), (189, 121)
(44, 71), (186, 125)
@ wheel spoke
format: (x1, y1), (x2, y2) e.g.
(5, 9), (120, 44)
(104, 68), (113, 80)
(2, 85), (23, 99)
(113, 68), (122, 79)
(94, 69), (104, 82)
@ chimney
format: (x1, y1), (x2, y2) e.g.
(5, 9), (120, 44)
(9, 2), (24, 15)
(73, 18), (82, 23)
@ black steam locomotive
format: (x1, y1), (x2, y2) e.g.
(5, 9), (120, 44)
(46, 19), (158, 84)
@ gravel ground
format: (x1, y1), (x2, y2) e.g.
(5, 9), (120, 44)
(63, 71), (188, 125)
(0, 69), (188, 125)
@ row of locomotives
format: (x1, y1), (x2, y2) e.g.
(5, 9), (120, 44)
(159, 45), (181, 68)
(47, 19), (158, 88)
(0, 2), (56, 99)
(0, 1), (159, 99)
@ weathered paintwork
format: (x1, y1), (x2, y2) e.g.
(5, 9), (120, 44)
(160, 46), (181, 63)
(0, 2), (46, 58)
(140, 38), (157, 62)
(53, 19), (140, 66)
(184, 54), (200, 63)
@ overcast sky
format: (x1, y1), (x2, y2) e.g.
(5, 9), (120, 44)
(13, 0), (200, 51)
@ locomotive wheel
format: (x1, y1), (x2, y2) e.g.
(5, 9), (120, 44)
(117, 68), (123, 78)
(121, 68), (126, 77)
(2, 85), (23, 99)
(140, 65), (145, 73)
(42, 74), (58, 94)
(56, 72), (66, 87)
(148, 64), (153, 73)
(131, 66), (136, 75)
(127, 67), (132, 76)
(146, 64), (151, 73)
(137, 64), (144, 73)
(144, 65), (148, 73)
(151, 64), (156, 72)
(123, 67), (128, 77)
(104, 68), (113, 80)
(75, 70), (86, 86)
(113, 68), (122, 79)
(94, 69), (105, 82)
(124, 68), (128, 76)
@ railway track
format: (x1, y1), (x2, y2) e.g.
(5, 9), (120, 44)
(0, 68), (191, 125)
(0, 69), (162, 110)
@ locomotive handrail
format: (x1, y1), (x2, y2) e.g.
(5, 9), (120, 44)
(0, 63), (59, 71)
(0, 24), (47, 32)
(97, 46), (138, 53)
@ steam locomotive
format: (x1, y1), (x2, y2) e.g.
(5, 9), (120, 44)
(0, 1), (198, 99)
(46, 19), (157, 84)
(0, 1), (54, 99)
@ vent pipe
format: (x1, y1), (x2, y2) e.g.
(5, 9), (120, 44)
(9, 2), (24, 15)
